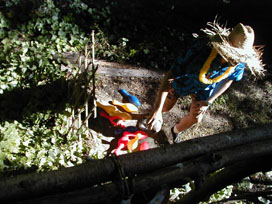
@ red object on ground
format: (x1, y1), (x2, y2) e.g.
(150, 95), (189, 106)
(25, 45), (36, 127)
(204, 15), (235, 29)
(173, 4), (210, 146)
(114, 130), (149, 155)
(100, 111), (125, 128)
(139, 141), (149, 151)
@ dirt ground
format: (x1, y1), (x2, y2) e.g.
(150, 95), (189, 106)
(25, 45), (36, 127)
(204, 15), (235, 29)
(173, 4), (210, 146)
(89, 61), (272, 156)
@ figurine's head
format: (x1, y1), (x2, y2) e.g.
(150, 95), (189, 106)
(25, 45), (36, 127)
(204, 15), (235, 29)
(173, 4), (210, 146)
(203, 20), (265, 77)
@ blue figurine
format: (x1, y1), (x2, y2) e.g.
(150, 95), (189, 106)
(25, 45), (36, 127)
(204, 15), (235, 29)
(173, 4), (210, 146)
(119, 89), (141, 107)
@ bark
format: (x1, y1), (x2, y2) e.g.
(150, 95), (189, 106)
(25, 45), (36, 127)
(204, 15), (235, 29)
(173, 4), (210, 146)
(11, 137), (272, 204)
(225, 190), (272, 204)
(177, 156), (272, 204)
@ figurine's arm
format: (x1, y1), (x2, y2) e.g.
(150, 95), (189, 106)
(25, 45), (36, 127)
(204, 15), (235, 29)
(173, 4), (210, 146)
(207, 79), (233, 104)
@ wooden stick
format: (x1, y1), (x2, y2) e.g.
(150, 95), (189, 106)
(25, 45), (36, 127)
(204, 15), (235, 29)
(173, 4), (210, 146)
(91, 30), (97, 118)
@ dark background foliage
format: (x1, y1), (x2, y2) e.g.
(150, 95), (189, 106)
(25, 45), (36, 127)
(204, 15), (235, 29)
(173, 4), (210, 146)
(79, 0), (272, 71)
(2, 0), (271, 71)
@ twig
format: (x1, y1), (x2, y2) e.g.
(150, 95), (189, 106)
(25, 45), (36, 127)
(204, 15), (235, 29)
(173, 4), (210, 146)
(66, 57), (98, 136)
(91, 30), (97, 118)
(65, 30), (98, 138)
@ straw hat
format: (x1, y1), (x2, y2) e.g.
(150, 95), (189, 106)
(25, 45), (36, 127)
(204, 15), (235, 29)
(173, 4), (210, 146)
(202, 20), (265, 77)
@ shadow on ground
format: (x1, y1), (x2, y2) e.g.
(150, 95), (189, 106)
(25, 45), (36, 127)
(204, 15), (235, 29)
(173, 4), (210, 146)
(0, 78), (69, 123)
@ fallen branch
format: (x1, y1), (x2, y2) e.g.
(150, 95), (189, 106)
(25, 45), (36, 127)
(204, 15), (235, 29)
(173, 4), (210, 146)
(0, 124), (271, 202)
(177, 158), (272, 204)
(2, 127), (272, 203)
(12, 138), (272, 204)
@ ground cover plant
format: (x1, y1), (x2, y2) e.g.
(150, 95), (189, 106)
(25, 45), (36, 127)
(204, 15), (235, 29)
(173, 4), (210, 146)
(0, 0), (90, 174)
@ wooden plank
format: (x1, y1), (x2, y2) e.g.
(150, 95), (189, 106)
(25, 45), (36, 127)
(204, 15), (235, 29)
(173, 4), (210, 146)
(60, 52), (164, 78)
(96, 66), (164, 78)
(96, 60), (164, 78)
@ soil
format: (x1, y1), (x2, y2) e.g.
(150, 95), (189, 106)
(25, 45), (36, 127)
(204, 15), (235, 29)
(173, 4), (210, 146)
(88, 60), (272, 156)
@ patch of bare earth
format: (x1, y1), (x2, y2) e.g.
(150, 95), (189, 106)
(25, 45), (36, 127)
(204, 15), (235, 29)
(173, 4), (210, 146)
(90, 61), (272, 155)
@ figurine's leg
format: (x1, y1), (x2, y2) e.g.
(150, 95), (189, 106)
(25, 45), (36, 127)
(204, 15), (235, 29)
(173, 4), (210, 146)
(175, 99), (208, 132)
(152, 70), (177, 114)
(162, 87), (178, 112)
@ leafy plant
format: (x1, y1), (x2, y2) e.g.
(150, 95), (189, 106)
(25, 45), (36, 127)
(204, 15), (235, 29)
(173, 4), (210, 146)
(0, 0), (98, 175)
(0, 111), (90, 174)
(206, 185), (234, 203)
(0, 0), (89, 92)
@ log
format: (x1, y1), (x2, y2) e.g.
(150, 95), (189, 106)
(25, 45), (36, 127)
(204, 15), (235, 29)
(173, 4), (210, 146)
(177, 157), (272, 204)
(0, 124), (271, 202)
(14, 137), (272, 204)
